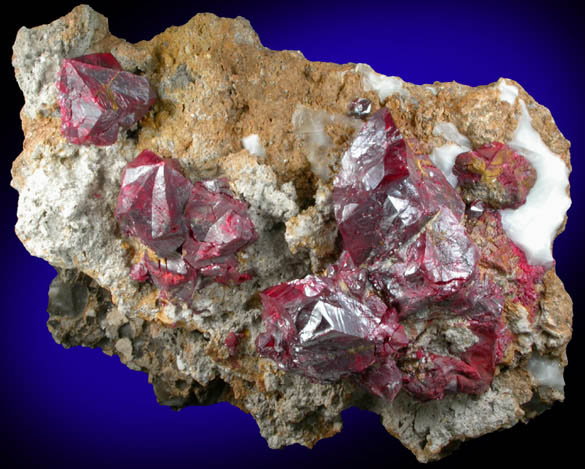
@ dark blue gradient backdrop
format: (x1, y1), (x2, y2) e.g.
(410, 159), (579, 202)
(2, 1), (583, 467)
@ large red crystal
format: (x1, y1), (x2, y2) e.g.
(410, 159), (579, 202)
(57, 53), (156, 146)
(115, 150), (193, 257)
(333, 108), (464, 266)
(334, 108), (473, 316)
(256, 272), (407, 382)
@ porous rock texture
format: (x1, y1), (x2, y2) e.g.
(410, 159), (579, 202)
(11, 5), (572, 462)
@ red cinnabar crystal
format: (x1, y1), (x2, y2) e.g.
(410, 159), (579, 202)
(115, 150), (193, 257)
(333, 108), (465, 266)
(468, 208), (546, 320)
(333, 108), (474, 316)
(225, 332), (242, 356)
(57, 53), (156, 146)
(143, 254), (198, 303)
(256, 272), (407, 383)
(453, 142), (537, 209)
(183, 179), (258, 269)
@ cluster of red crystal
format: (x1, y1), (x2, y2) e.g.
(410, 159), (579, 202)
(116, 151), (257, 303)
(453, 142), (537, 209)
(57, 53), (156, 146)
(257, 108), (516, 402)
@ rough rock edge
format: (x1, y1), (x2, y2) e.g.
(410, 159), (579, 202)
(11, 5), (572, 462)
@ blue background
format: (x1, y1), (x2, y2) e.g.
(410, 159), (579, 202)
(2, 1), (583, 467)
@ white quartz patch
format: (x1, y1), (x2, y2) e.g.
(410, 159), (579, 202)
(242, 134), (266, 158)
(500, 100), (571, 266)
(429, 122), (472, 187)
(425, 85), (438, 96)
(525, 354), (565, 389)
(355, 63), (409, 101)
(497, 79), (519, 105)
(292, 105), (361, 180)
(434, 122), (471, 147)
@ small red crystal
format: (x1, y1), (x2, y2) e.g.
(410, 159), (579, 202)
(453, 142), (536, 209)
(359, 357), (403, 401)
(130, 257), (149, 282)
(115, 150), (193, 257)
(225, 332), (242, 356)
(183, 180), (258, 266)
(57, 53), (156, 146)
(143, 254), (198, 303)
(347, 97), (372, 118)
(198, 255), (254, 286)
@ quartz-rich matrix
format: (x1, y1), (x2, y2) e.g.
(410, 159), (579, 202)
(11, 5), (572, 462)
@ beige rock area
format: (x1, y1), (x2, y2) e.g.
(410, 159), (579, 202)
(11, 4), (572, 462)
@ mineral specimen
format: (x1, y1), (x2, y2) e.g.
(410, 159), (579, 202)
(57, 53), (156, 145)
(12, 5), (573, 463)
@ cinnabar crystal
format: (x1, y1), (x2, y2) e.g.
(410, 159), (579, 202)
(57, 53), (156, 146)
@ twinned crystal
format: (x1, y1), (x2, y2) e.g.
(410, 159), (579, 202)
(256, 258), (408, 384)
(115, 150), (192, 257)
(183, 179), (258, 269)
(57, 53), (156, 145)
(115, 151), (257, 302)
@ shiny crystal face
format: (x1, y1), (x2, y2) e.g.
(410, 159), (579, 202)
(115, 150), (258, 303)
(256, 259), (408, 387)
(256, 108), (544, 402)
(347, 97), (372, 118)
(57, 53), (156, 145)
(115, 150), (192, 257)
(183, 179), (258, 268)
